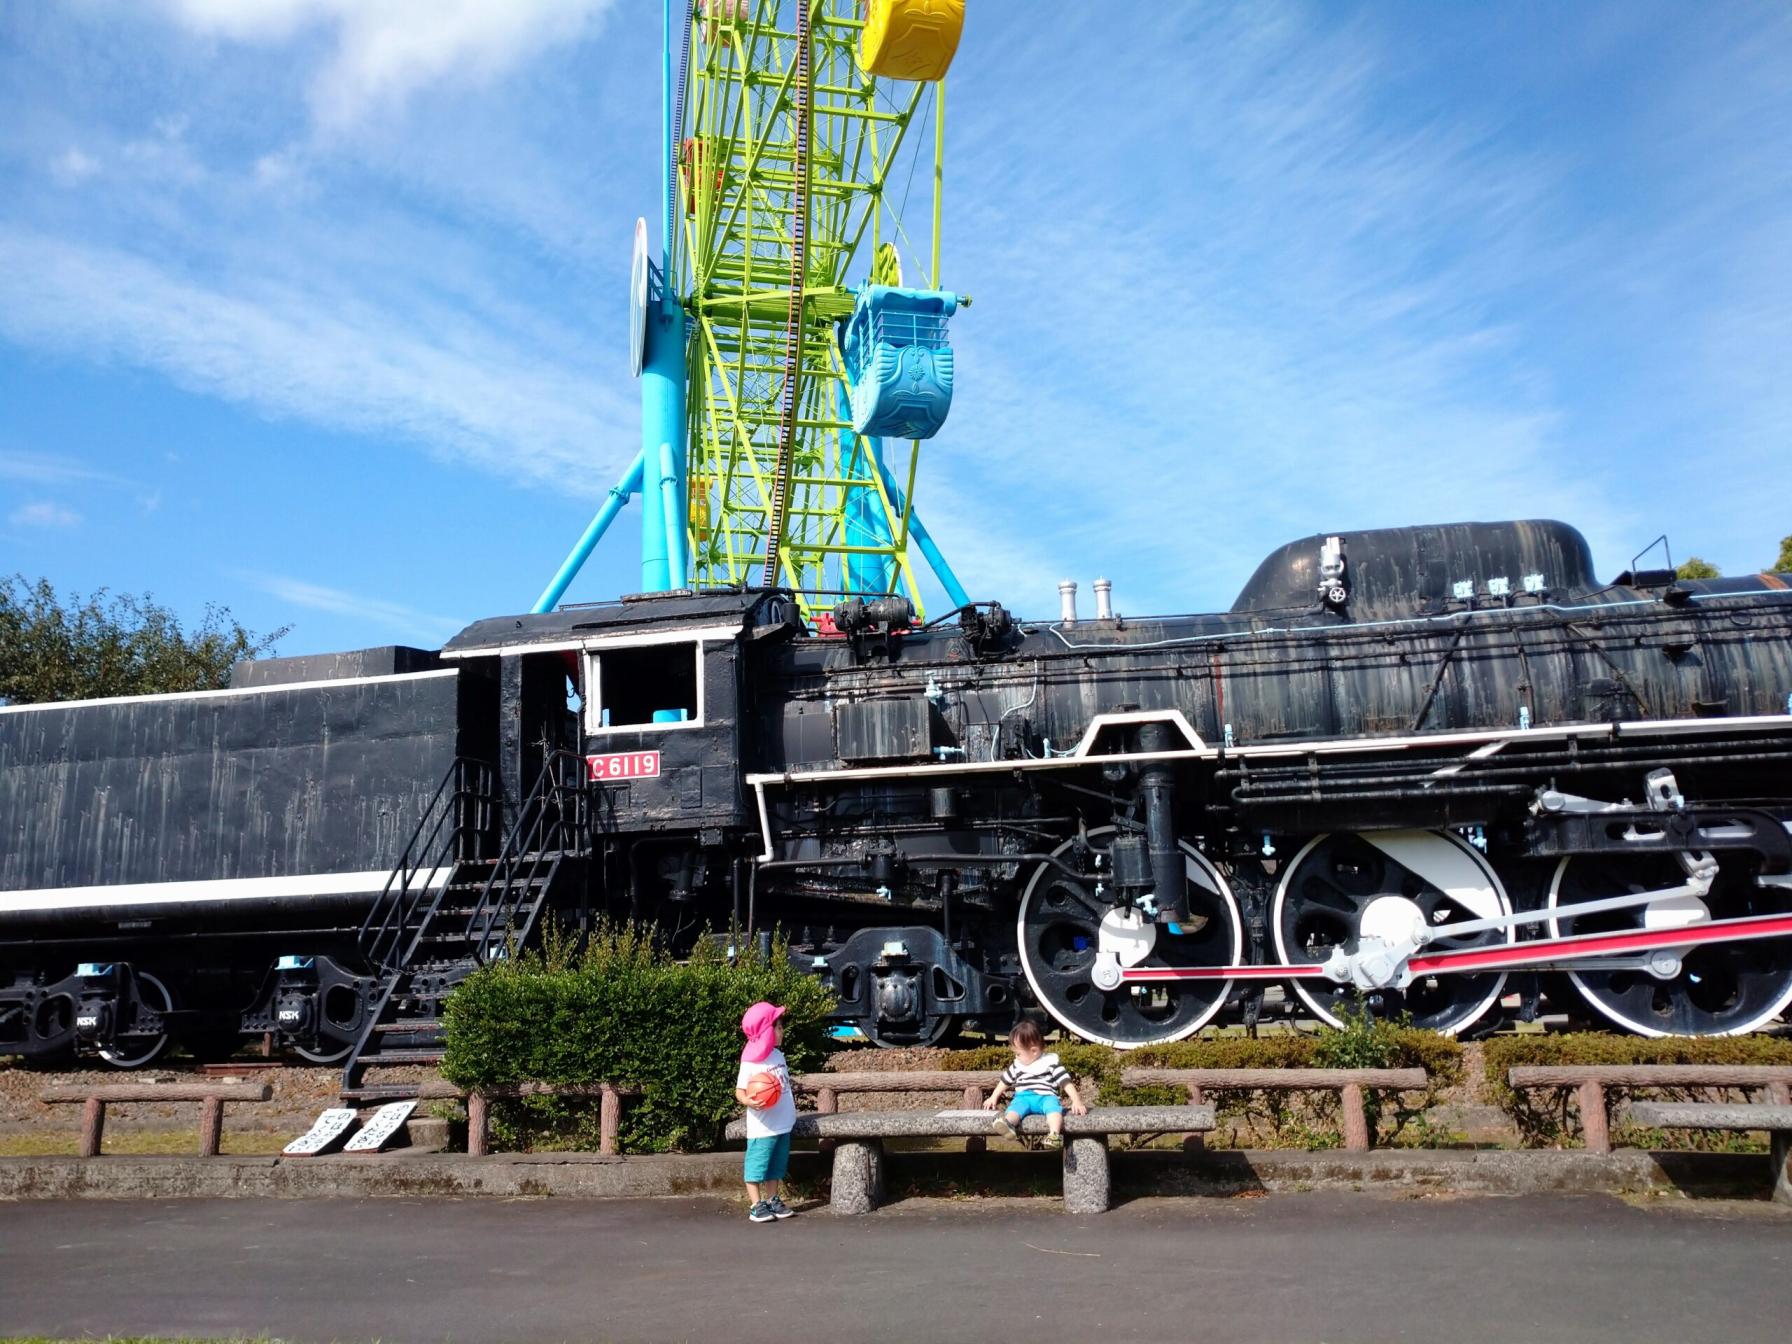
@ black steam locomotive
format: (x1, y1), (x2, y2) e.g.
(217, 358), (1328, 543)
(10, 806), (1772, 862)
(4, 519), (1791, 1087)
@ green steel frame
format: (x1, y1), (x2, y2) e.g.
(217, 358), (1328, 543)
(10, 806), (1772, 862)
(677, 0), (945, 618)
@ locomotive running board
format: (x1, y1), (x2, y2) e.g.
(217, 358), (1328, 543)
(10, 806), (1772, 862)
(1117, 911), (1792, 983)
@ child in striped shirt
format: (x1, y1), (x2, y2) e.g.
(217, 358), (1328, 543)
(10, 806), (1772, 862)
(982, 1018), (1087, 1149)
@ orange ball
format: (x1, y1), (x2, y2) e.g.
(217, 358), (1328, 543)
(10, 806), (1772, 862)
(742, 1072), (783, 1109)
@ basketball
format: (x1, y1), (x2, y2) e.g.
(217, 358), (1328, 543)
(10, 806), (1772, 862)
(743, 1072), (783, 1109)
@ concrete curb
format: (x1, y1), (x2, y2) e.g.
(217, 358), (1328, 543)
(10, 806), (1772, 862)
(0, 1146), (1774, 1203)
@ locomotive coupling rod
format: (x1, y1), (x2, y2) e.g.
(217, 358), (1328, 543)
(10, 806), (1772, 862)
(1117, 910), (1792, 984)
(1408, 876), (1714, 946)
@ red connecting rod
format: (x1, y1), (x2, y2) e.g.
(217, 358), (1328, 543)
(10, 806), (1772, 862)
(1117, 910), (1792, 984)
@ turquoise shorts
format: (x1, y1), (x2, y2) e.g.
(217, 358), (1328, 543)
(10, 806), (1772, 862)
(744, 1131), (792, 1182)
(1006, 1092), (1062, 1118)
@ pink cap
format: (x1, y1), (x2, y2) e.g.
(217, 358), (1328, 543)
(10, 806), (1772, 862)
(740, 1000), (787, 1063)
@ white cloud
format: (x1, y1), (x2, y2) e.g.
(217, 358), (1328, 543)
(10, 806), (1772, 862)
(0, 450), (130, 488)
(49, 148), (99, 185)
(242, 570), (464, 644)
(0, 228), (635, 492)
(160, 0), (614, 129)
(8, 501), (82, 529)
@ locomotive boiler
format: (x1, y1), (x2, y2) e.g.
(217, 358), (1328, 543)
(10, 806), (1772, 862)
(3, 518), (1791, 1083)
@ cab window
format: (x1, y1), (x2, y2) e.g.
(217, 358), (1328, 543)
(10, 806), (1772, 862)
(585, 641), (702, 731)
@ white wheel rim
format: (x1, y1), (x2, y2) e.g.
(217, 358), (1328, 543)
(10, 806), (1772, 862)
(1273, 830), (1512, 1036)
(1547, 856), (1792, 1037)
(1017, 832), (1241, 1050)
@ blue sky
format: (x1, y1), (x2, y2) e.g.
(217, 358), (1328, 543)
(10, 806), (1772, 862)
(2, 1), (1789, 656)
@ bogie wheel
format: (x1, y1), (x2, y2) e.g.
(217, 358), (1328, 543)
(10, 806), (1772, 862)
(290, 1039), (355, 1066)
(1017, 828), (1242, 1048)
(1548, 853), (1792, 1036)
(97, 971), (174, 1071)
(1273, 830), (1513, 1036)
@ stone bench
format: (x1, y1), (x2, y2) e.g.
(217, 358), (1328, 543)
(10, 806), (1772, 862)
(725, 1105), (1216, 1215)
(40, 1082), (273, 1157)
(466, 1082), (641, 1157)
(1623, 1102), (1792, 1206)
(1121, 1067), (1429, 1152)
(1507, 1066), (1792, 1154)
(793, 1071), (1003, 1151)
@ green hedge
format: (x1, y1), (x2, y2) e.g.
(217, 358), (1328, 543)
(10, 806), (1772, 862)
(1483, 1032), (1792, 1149)
(440, 926), (834, 1153)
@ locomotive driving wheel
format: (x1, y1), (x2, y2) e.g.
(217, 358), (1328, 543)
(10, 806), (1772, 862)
(1548, 853), (1792, 1036)
(1273, 830), (1514, 1036)
(1017, 828), (1242, 1048)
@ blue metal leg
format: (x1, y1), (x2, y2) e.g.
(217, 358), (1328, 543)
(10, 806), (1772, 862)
(532, 449), (646, 614)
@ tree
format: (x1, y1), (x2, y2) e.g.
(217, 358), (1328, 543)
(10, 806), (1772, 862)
(1774, 535), (1792, 573)
(1675, 556), (1721, 580)
(0, 576), (289, 705)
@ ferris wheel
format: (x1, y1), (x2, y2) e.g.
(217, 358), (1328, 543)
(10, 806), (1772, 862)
(535, 0), (972, 622)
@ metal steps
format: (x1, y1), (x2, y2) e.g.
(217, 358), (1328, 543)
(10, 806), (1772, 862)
(341, 750), (590, 1094)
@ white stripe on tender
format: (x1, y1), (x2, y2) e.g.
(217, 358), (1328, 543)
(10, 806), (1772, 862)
(0, 668), (457, 716)
(0, 868), (449, 915)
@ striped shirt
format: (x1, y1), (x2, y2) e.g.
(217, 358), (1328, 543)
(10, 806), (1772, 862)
(1001, 1052), (1071, 1098)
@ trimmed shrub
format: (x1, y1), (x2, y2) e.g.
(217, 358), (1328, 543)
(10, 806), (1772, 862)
(1483, 1033), (1792, 1149)
(440, 926), (835, 1153)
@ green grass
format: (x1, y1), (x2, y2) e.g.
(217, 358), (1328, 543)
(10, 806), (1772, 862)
(0, 1131), (290, 1157)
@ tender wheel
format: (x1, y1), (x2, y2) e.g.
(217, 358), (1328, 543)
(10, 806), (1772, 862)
(1018, 828), (1242, 1049)
(1548, 853), (1792, 1036)
(290, 1039), (355, 1066)
(97, 971), (174, 1070)
(1273, 830), (1512, 1036)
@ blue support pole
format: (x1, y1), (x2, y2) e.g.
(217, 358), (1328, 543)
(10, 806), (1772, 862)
(658, 439), (687, 588)
(838, 385), (895, 593)
(639, 301), (687, 592)
(872, 452), (971, 610)
(533, 448), (646, 613)
(640, 0), (688, 594)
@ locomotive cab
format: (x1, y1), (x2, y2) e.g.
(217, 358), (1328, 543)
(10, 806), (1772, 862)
(442, 590), (803, 837)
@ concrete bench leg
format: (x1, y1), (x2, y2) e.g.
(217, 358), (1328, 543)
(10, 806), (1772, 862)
(1062, 1136), (1110, 1215)
(830, 1139), (885, 1215)
(1772, 1133), (1791, 1209)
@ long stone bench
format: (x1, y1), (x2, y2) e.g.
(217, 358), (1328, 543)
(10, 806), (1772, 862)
(1622, 1102), (1792, 1206)
(40, 1082), (273, 1157)
(465, 1082), (641, 1157)
(1507, 1066), (1792, 1154)
(1121, 1067), (1429, 1152)
(725, 1105), (1216, 1214)
(793, 1071), (1002, 1152)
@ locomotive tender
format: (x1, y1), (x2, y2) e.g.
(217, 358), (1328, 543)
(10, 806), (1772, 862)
(4, 518), (1792, 1079)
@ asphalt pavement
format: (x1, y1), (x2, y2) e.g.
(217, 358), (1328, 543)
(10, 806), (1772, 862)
(0, 1192), (1787, 1343)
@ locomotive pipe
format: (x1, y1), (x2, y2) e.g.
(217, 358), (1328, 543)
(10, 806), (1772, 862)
(1058, 580), (1078, 625)
(1093, 578), (1113, 621)
(1137, 721), (1186, 923)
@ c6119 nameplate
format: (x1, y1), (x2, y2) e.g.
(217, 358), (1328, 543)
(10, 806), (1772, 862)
(587, 751), (661, 782)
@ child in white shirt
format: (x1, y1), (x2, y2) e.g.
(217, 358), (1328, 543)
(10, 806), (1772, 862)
(982, 1017), (1087, 1149)
(735, 1000), (797, 1222)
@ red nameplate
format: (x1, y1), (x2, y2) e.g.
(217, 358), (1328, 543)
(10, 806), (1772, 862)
(586, 751), (662, 782)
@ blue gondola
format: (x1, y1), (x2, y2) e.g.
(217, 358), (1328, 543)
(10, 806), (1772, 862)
(841, 283), (961, 440)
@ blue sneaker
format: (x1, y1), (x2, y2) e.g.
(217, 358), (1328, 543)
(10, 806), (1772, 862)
(748, 1200), (775, 1223)
(766, 1195), (796, 1219)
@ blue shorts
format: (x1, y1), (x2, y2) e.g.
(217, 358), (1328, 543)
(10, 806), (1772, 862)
(743, 1131), (792, 1183)
(1006, 1092), (1063, 1119)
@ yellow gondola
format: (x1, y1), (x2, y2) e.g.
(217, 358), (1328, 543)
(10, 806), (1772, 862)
(858, 0), (964, 83)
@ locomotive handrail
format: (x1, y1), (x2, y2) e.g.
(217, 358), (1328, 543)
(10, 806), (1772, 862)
(460, 749), (590, 965)
(360, 757), (500, 973)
